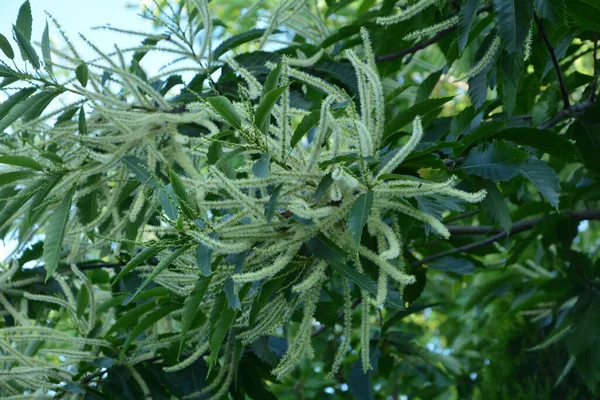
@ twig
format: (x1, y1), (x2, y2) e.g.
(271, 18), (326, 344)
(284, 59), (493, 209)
(414, 209), (600, 265)
(375, 3), (493, 63)
(538, 99), (594, 129)
(593, 30), (598, 103)
(311, 297), (361, 337)
(534, 13), (570, 109)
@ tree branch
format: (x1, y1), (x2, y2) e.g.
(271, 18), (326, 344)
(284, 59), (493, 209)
(538, 99), (594, 129)
(375, 4), (493, 63)
(534, 13), (571, 109)
(414, 209), (600, 265)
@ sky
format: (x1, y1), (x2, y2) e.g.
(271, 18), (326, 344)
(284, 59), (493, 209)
(0, 0), (152, 57)
(0, 0), (157, 261)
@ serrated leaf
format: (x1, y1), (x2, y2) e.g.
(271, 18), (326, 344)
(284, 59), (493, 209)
(0, 178), (41, 231)
(290, 109), (320, 148)
(41, 22), (52, 75)
(495, 127), (578, 161)
(213, 28), (267, 59)
(206, 96), (242, 130)
(0, 155), (43, 171)
(78, 106), (87, 135)
(122, 156), (159, 187)
(169, 170), (196, 220)
(55, 106), (79, 125)
(568, 0), (600, 30)
(0, 34), (14, 59)
(461, 141), (529, 181)
(207, 295), (236, 371)
(0, 87), (35, 121)
(519, 157), (560, 208)
(112, 244), (163, 285)
(263, 62), (283, 94)
(480, 181), (512, 233)
(179, 275), (212, 356)
(159, 184), (179, 220)
(427, 256), (475, 275)
(196, 242), (213, 276)
(21, 90), (62, 122)
(456, 121), (506, 155)
(493, 0), (534, 54)
(384, 97), (453, 140)
(106, 301), (157, 335)
(16, 1), (32, 41)
(306, 233), (348, 263)
(128, 245), (190, 302)
(224, 278), (240, 310)
(13, 25), (39, 69)
(76, 284), (89, 318)
(416, 69), (443, 102)
(0, 170), (34, 187)
(314, 173), (333, 201)
(330, 261), (383, 301)
(499, 53), (522, 117)
(459, 0), (480, 53)
(75, 63), (89, 87)
(569, 118), (600, 176)
(255, 85), (289, 136)
(347, 192), (374, 246)
(43, 186), (75, 279)
(534, 0), (566, 23)
(264, 183), (283, 223)
(252, 154), (271, 178)
(122, 303), (180, 354)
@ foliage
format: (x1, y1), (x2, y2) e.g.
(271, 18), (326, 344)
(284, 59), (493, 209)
(0, 0), (599, 398)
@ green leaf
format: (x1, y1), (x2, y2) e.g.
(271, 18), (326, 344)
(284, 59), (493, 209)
(569, 118), (600, 176)
(456, 121), (506, 155)
(499, 53), (522, 117)
(314, 173), (333, 201)
(207, 294), (236, 370)
(213, 28), (268, 59)
(264, 183), (283, 223)
(78, 106), (87, 135)
(129, 245), (190, 302)
(427, 256), (475, 275)
(179, 275), (211, 356)
(122, 302), (179, 354)
(0, 87), (35, 121)
(206, 96), (242, 130)
(41, 22), (52, 75)
(493, 0), (534, 54)
(13, 25), (39, 69)
(196, 242), (213, 276)
(112, 244), (163, 285)
(461, 141), (529, 181)
(255, 85), (289, 136)
(0, 170), (34, 187)
(159, 184), (179, 220)
(122, 156), (159, 187)
(263, 62), (283, 94)
(568, 0), (600, 30)
(106, 302), (157, 335)
(0, 178), (41, 231)
(21, 90), (63, 122)
(0, 34), (14, 59)
(480, 181), (512, 233)
(55, 106), (79, 125)
(416, 69), (443, 102)
(252, 154), (271, 178)
(495, 127), (579, 162)
(534, 0), (566, 23)
(519, 157), (560, 208)
(459, 0), (481, 53)
(330, 261), (381, 299)
(384, 97), (453, 140)
(347, 192), (374, 246)
(16, 1), (32, 41)
(306, 233), (348, 263)
(76, 284), (89, 319)
(0, 155), (43, 171)
(75, 63), (89, 87)
(567, 291), (600, 355)
(290, 110), (320, 148)
(169, 170), (196, 220)
(43, 186), (75, 279)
